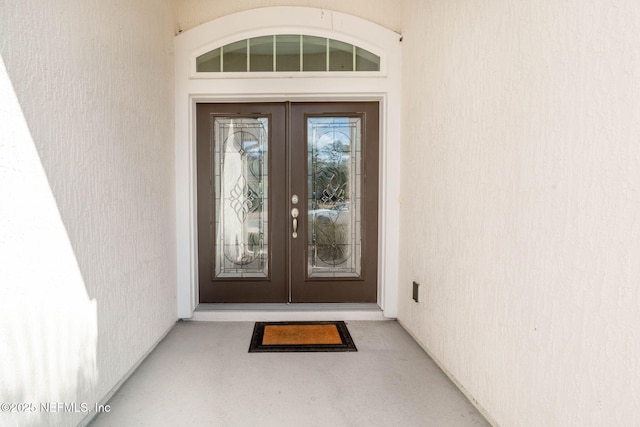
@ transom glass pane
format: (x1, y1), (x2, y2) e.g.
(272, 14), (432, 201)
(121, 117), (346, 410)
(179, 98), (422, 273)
(196, 48), (221, 72)
(213, 117), (269, 278)
(276, 35), (301, 71)
(302, 36), (326, 71)
(222, 40), (247, 72)
(329, 39), (354, 71)
(196, 35), (380, 73)
(249, 36), (274, 72)
(355, 47), (380, 71)
(307, 117), (362, 278)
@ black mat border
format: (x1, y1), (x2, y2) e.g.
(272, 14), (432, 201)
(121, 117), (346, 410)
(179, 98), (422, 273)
(249, 321), (357, 353)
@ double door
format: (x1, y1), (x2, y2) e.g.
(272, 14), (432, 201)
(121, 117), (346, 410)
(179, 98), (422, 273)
(197, 102), (378, 303)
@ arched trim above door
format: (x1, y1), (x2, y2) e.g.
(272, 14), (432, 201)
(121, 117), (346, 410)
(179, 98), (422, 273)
(175, 7), (401, 319)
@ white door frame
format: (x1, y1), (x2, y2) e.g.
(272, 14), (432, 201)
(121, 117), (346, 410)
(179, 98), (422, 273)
(175, 7), (401, 319)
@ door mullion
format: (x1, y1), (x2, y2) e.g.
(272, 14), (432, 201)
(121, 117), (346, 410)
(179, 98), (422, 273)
(286, 100), (292, 303)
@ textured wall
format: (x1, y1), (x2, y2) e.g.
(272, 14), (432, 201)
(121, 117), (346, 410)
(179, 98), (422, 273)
(399, 0), (640, 426)
(175, 0), (401, 34)
(0, 1), (176, 425)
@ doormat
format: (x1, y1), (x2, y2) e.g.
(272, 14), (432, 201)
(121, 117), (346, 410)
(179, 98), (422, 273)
(249, 321), (357, 352)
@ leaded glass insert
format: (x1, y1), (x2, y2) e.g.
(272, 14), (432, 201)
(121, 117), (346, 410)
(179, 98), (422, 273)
(213, 117), (269, 278)
(307, 117), (362, 278)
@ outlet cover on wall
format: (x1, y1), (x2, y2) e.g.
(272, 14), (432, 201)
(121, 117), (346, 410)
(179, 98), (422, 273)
(412, 281), (419, 302)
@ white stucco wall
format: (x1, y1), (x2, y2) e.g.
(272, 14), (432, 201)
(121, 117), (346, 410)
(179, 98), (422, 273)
(0, 1), (176, 426)
(399, 0), (640, 426)
(3, 0), (639, 425)
(175, 0), (401, 34)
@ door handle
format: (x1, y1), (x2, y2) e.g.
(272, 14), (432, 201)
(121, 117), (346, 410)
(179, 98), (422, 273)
(291, 208), (299, 238)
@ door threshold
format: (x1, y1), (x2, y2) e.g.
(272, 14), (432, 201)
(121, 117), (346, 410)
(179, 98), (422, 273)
(191, 303), (387, 321)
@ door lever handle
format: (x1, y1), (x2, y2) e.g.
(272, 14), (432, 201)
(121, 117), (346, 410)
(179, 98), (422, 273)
(291, 208), (299, 238)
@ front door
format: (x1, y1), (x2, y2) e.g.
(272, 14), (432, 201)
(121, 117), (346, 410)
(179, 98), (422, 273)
(197, 102), (379, 303)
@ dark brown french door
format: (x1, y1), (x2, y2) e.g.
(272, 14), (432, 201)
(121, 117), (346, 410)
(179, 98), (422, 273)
(197, 102), (378, 303)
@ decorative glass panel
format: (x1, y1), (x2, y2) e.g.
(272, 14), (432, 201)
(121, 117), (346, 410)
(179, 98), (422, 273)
(307, 117), (362, 278)
(213, 117), (269, 278)
(196, 35), (380, 73)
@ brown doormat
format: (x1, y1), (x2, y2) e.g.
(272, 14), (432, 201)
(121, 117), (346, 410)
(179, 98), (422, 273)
(249, 321), (357, 352)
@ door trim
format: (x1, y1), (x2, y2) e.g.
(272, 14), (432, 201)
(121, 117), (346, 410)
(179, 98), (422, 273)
(175, 7), (401, 318)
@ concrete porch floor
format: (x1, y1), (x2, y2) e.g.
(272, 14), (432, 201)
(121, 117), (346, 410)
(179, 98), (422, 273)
(90, 321), (490, 426)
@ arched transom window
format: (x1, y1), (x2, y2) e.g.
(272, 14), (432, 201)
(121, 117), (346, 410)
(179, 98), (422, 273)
(196, 35), (380, 73)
